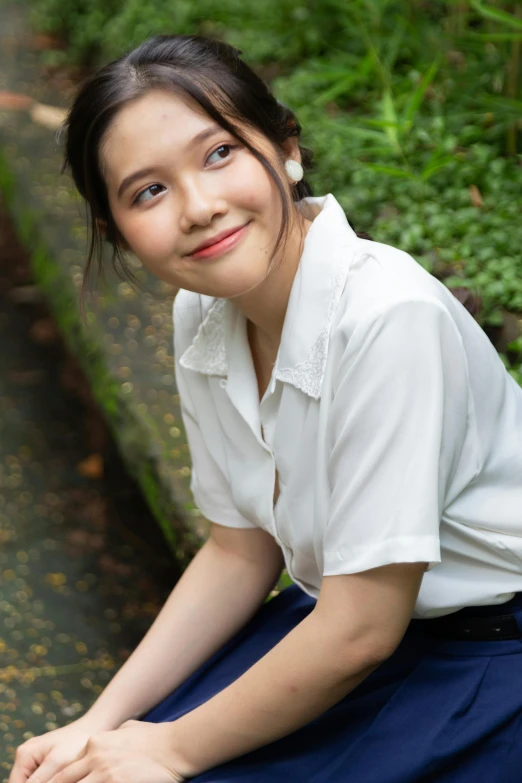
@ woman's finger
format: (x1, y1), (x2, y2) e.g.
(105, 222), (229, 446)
(26, 749), (85, 783)
(47, 757), (91, 783)
(9, 746), (42, 783)
(55, 775), (94, 783)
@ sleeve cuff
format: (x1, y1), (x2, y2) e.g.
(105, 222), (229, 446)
(323, 535), (441, 576)
(192, 490), (259, 530)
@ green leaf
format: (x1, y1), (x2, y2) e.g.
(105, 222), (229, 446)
(379, 89), (401, 152)
(326, 123), (387, 142)
(403, 59), (441, 135)
(421, 155), (455, 181)
(469, 0), (522, 31)
(478, 94), (522, 118)
(363, 163), (416, 179)
(463, 31), (522, 42)
(312, 53), (374, 106)
(507, 337), (522, 353)
(381, 17), (407, 73)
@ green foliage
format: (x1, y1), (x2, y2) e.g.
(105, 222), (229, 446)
(27, 0), (522, 373)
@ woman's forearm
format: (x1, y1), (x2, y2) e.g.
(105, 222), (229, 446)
(167, 608), (384, 778)
(83, 537), (280, 730)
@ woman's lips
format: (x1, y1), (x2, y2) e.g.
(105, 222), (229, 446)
(189, 222), (250, 260)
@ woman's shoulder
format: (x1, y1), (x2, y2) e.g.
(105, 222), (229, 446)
(339, 237), (460, 332)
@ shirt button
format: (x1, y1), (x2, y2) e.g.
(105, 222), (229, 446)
(219, 379), (227, 389)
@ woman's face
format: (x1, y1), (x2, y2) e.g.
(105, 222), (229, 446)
(101, 89), (299, 299)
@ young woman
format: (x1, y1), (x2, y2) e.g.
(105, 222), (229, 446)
(10, 34), (522, 783)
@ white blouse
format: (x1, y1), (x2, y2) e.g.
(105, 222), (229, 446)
(173, 194), (522, 618)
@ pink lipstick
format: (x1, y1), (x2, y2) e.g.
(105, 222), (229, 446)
(189, 222), (250, 260)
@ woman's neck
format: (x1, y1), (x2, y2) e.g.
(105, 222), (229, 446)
(233, 210), (312, 357)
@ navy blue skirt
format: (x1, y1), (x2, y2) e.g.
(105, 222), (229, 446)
(142, 585), (522, 782)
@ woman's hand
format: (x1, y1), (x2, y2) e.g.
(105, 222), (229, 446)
(9, 714), (113, 783)
(46, 720), (189, 783)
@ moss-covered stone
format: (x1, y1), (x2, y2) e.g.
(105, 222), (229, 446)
(0, 2), (206, 569)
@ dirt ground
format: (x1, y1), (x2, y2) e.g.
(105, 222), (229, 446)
(0, 197), (178, 775)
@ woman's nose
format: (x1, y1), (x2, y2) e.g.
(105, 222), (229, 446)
(179, 179), (227, 232)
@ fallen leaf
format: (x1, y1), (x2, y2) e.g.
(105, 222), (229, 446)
(66, 529), (105, 552)
(446, 50), (466, 69)
(97, 553), (133, 576)
(9, 286), (45, 305)
(0, 91), (33, 110)
(0, 530), (13, 544)
(30, 318), (60, 344)
(83, 497), (109, 527)
(30, 34), (64, 51)
(45, 572), (67, 586)
(469, 185), (484, 208)
(76, 453), (104, 479)
(29, 102), (67, 130)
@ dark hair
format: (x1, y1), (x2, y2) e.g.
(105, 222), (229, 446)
(62, 34), (318, 301)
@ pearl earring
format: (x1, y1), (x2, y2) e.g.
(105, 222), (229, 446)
(284, 159), (304, 183)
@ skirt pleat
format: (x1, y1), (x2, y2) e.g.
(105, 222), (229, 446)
(142, 586), (522, 782)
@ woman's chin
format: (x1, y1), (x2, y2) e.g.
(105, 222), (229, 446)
(179, 267), (269, 300)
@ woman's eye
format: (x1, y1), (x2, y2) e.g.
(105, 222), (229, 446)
(206, 144), (234, 165)
(134, 184), (165, 204)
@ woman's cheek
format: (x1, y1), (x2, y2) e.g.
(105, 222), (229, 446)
(127, 207), (175, 260)
(230, 157), (275, 210)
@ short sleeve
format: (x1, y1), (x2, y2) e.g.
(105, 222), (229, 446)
(173, 306), (257, 530)
(323, 299), (471, 576)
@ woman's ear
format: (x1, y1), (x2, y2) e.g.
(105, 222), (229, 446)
(95, 218), (130, 251)
(95, 218), (108, 238)
(281, 136), (302, 165)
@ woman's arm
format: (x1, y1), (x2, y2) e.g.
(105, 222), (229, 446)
(165, 561), (426, 778)
(83, 524), (284, 730)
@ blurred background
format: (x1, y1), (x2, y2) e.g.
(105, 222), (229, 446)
(27, 0), (522, 371)
(0, 0), (521, 775)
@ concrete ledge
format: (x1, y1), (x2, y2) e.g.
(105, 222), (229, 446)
(0, 3), (206, 567)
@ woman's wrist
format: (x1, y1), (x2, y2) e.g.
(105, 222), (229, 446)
(164, 723), (199, 780)
(78, 707), (127, 733)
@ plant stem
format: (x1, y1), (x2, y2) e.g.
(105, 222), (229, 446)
(506, 3), (521, 155)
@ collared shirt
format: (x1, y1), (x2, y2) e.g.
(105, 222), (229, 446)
(173, 194), (522, 618)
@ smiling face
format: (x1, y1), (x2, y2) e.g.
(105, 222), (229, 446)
(101, 89), (302, 299)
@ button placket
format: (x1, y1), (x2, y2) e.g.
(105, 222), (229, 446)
(260, 389), (284, 542)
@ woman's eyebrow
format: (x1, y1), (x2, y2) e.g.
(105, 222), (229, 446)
(117, 167), (157, 200)
(188, 124), (223, 148)
(116, 125), (224, 200)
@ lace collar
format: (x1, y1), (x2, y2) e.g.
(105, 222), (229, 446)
(179, 194), (359, 399)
